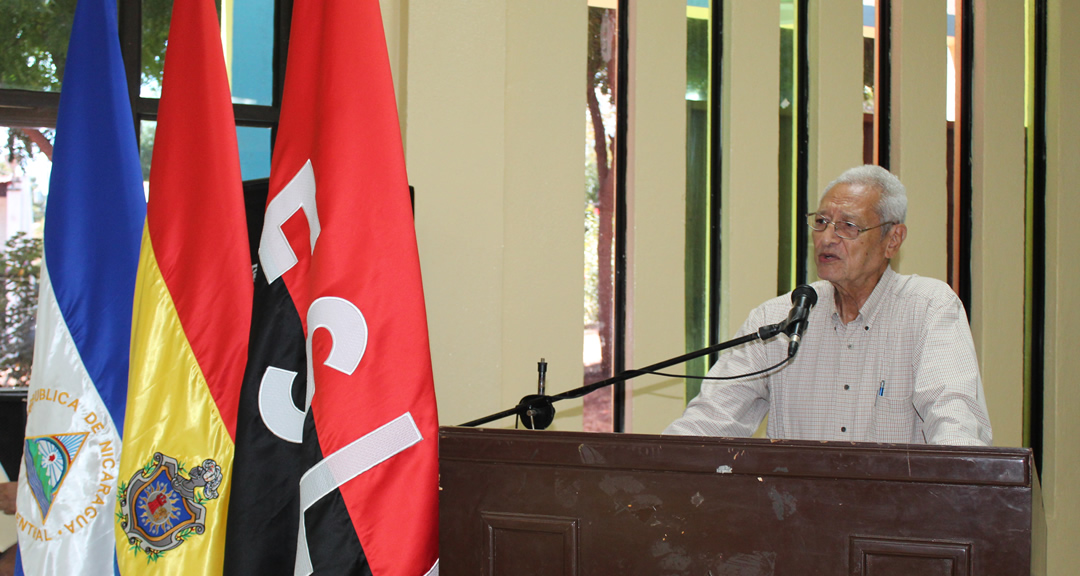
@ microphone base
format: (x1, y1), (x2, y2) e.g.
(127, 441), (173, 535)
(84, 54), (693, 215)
(517, 395), (555, 430)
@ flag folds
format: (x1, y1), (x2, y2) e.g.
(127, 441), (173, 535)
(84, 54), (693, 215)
(224, 1), (440, 574)
(15, 0), (145, 573)
(113, 0), (251, 573)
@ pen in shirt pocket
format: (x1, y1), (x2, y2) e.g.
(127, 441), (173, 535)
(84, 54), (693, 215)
(878, 380), (886, 397)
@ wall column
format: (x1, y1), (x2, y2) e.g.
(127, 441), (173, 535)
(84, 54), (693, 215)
(889, 0), (948, 279)
(720, 1), (780, 337)
(968, 0), (1026, 448)
(626, 0), (688, 433)
(1042, 0), (1080, 571)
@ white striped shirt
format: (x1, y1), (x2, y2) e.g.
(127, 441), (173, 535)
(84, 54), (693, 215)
(666, 267), (993, 445)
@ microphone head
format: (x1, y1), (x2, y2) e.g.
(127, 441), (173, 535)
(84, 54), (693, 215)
(791, 284), (818, 307)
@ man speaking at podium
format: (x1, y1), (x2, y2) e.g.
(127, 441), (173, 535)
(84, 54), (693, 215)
(666, 165), (992, 446)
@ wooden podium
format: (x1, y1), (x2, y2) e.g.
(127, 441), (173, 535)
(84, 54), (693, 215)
(439, 426), (1042, 575)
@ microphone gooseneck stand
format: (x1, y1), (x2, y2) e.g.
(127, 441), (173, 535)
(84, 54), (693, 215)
(459, 322), (785, 430)
(461, 284), (819, 430)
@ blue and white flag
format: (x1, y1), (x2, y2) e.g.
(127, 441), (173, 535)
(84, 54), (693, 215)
(14, 0), (146, 573)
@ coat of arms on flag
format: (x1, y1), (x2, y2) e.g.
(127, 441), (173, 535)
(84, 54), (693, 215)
(113, 0), (252, 572)
(117, 453), (223, 561)
(22, 433), (89, 520)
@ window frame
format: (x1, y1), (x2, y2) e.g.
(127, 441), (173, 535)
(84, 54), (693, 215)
(0, 0), (289, 150)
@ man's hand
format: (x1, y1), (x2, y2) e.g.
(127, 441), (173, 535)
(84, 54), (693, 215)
(0, 482), (16, 515)
(0, 544), (15, 576)
(0, 482), (18, 576)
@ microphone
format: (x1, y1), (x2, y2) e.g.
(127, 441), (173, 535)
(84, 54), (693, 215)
(782, 285), (818, 357)
(517, 358), (554, 429)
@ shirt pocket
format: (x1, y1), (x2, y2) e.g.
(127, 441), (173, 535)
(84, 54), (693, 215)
(868, 395), (917, 443)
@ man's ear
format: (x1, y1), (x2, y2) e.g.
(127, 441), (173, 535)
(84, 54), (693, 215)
(884, 223), (907, 258)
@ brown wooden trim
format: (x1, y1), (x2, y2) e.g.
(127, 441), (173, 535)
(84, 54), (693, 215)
(439, 427), (1033, 487)
(0, 90), (60, 128)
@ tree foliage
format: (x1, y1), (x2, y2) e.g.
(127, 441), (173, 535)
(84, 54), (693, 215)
(0, 232), (42, 386)
(0, 0), (173, 93)
(0, 0), (76, 91)
(142, 0), (173, 91)
(584, 6), (617, 387)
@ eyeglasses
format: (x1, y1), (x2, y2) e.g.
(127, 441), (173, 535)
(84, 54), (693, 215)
(807, 213), (894, 240)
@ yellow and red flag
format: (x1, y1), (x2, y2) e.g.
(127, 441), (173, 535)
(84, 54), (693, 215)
(113, 0), (251, 573)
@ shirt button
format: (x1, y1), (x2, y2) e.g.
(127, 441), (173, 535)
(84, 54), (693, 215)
(841, 427), (847, 432)
(844, 385), (850, 390)
(847, 344), (853, 349)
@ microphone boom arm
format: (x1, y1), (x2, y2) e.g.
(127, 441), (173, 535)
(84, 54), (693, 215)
(459, 323), (782, 429)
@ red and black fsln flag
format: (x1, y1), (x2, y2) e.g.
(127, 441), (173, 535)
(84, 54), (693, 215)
(223, 1), (440, 574)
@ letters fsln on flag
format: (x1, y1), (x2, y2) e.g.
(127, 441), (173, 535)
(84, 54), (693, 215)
(223, 0), (440, 574)
(15, 0), (145, 573)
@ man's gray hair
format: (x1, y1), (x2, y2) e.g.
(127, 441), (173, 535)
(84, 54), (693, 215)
(824, 164), (907, 226)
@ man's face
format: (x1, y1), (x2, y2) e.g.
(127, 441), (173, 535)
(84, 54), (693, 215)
(813, 183), (905, 296)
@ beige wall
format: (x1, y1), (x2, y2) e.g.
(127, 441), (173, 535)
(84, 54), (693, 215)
(1043, 0), (1080, 572)
(720, 1), (779, 339)
(379, 0), (408, 140)
(969, 0), (1026, 450)
(393, 0), (1076, 568)
(625, 1), (689, 434)
(890, 0), (948, 279)
(403, 0), (688, 433)
(805, 1), (864, 286)
(405, 0), (510, 428)
(807, 2), (864, 211)
(500, 0), (587, 430)
(405, 0), (584, 430)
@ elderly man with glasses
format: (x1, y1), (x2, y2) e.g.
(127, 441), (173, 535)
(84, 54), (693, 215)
(666, 165), (992, 446)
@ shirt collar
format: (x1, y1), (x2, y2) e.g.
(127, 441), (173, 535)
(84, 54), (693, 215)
(828, 265), (897, 329)
(855, 265), (897, 329)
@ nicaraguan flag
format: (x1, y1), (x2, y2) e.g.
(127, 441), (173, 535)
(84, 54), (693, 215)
(14, 0), (146, 573)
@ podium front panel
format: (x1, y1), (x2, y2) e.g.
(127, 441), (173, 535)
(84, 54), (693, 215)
(439, 427), (1035, 576)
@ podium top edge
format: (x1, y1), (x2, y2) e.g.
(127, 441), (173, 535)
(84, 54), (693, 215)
(438, 426), (1033, 487)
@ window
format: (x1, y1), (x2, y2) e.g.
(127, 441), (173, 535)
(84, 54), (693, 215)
(0, 0), (288, 388)
(583, 0), (620, 432)
(684, 0), (713, 398)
